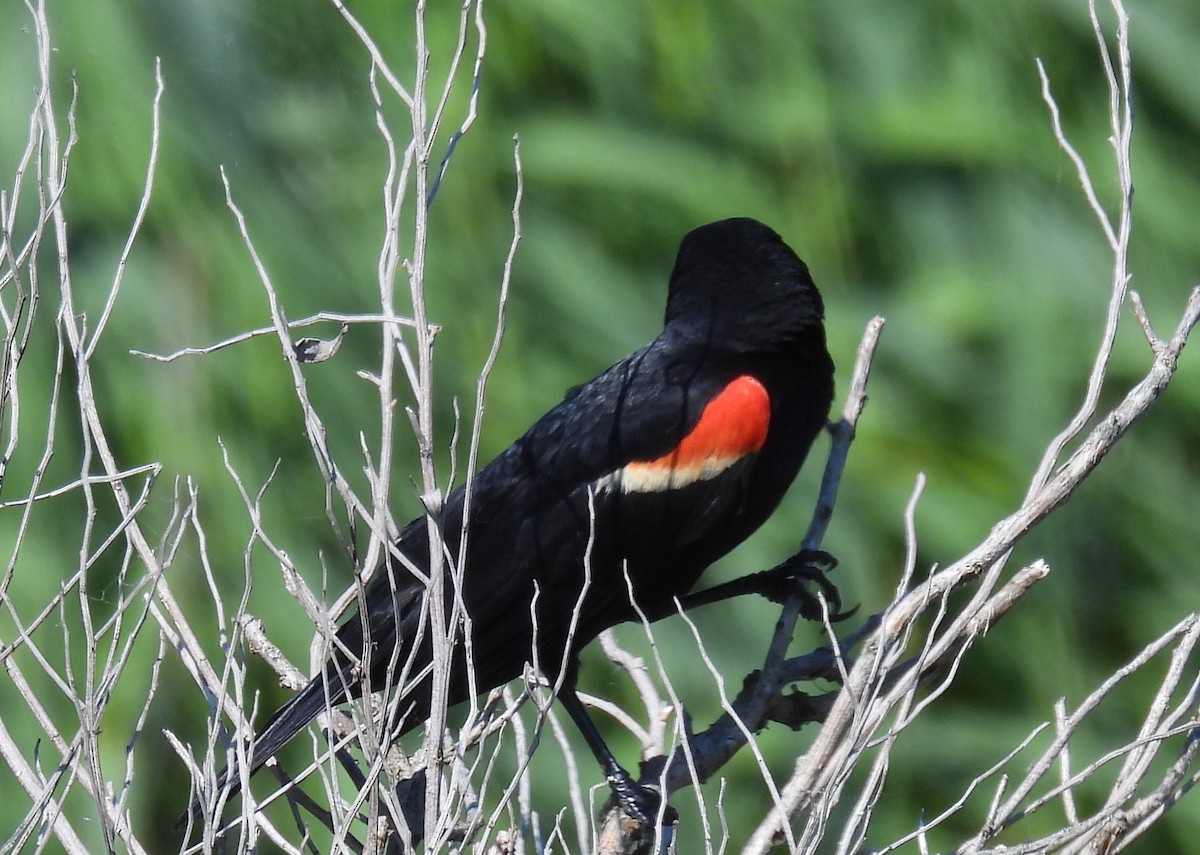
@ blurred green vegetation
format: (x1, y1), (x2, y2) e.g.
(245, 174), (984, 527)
(2, 0), (1199, 851)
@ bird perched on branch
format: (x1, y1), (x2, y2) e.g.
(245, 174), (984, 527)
(188, 217), (835, 834)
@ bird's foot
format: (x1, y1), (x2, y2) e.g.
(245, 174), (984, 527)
(750, 549), (855, 622)
(607, 769), (678, 827)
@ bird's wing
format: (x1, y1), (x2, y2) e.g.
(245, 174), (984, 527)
(436, 336), (775, 666)
(262, 337), (771, 739)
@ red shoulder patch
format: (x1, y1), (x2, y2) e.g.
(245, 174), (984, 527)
(657, 375), (770, 467)
(611, 375), (771, 493)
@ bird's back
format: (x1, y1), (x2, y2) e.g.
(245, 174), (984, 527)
(337, 323), (833, 728)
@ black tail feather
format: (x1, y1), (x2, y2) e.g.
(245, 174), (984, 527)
(180, 678), (334, 830)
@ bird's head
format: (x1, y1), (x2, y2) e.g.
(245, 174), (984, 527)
(663, 218), (825, 352)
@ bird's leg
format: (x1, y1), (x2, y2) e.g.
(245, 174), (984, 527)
(557, 684), (679, 829)
(673, 549), (853, 622)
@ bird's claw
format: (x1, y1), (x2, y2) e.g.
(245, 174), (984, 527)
(755, 549), (856, 622)
(608, 773), (678, 828)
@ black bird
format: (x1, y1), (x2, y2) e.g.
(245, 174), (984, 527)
(191, 217), (834, 832)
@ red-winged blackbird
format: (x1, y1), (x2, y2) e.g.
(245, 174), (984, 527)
(192, 217), (834, 831)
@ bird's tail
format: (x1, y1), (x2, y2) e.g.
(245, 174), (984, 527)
(180, 677), (336, 830)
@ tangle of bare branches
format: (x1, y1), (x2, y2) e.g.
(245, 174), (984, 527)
(1, 1), (1197, 854)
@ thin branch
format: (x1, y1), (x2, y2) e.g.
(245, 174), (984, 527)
(129, 312), (415, 362)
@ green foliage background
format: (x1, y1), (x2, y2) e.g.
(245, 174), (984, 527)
(2, 0), (1199, 851)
